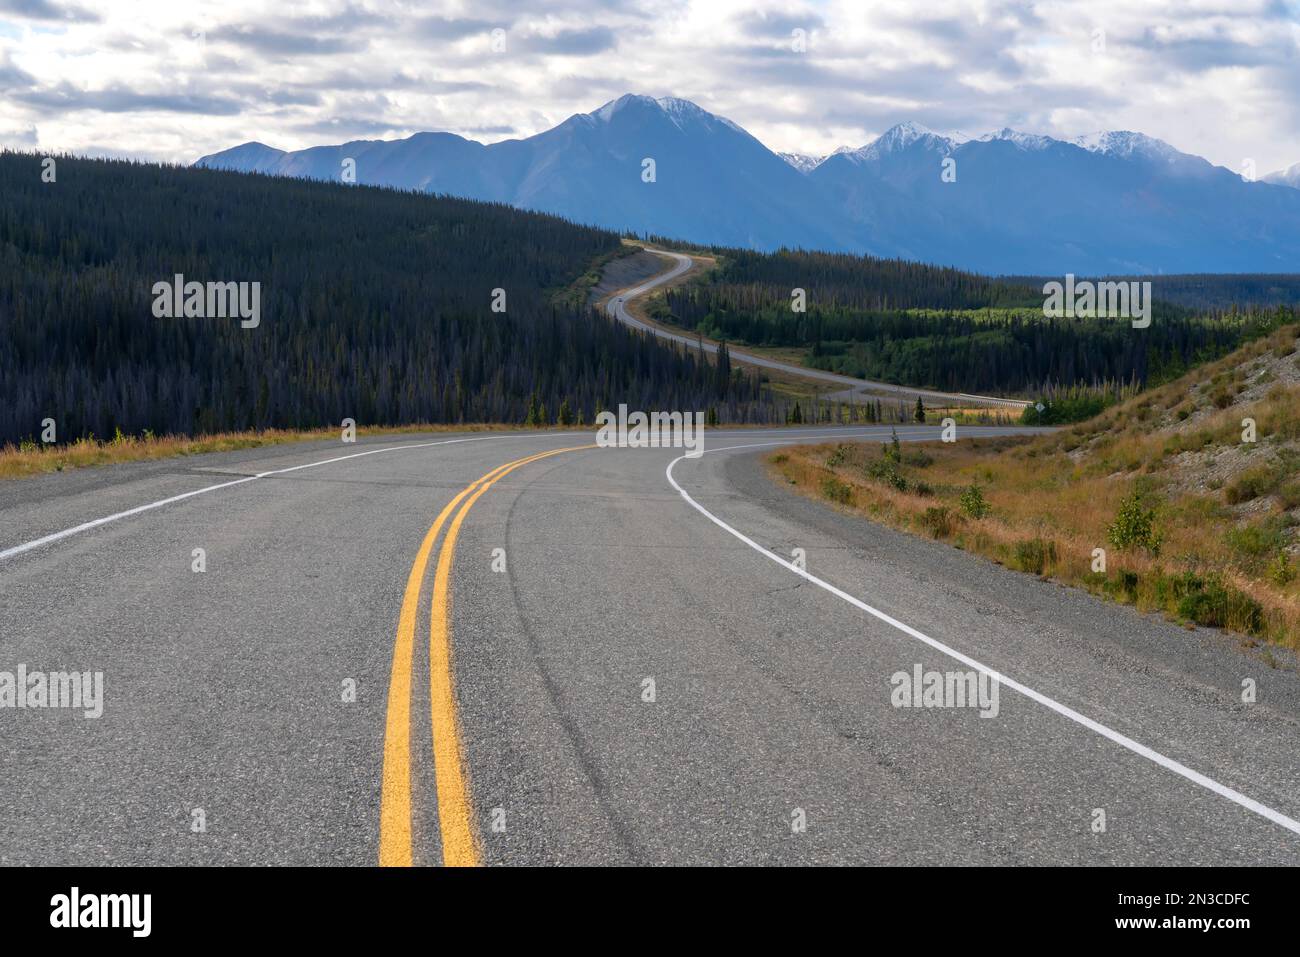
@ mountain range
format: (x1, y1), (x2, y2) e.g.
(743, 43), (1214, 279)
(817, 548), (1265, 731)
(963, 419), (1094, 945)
(196, 94), (1300, 276)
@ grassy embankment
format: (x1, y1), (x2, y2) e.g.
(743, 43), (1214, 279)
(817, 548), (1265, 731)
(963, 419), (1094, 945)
(768, 324), (1300, 655)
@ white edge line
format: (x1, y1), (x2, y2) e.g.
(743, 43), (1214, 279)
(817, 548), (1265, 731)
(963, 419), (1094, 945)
(666, 440), (1300, 839)
(0, 426), (942, 564)
(0, 432), (585, 563)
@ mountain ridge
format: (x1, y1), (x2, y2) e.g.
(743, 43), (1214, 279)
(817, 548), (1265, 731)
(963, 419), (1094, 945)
(196, 94), (1300, 275)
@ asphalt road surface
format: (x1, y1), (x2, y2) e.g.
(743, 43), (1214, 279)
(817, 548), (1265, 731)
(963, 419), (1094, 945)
(605, 249), (1031, 411)
(2, 424), (1299, 865)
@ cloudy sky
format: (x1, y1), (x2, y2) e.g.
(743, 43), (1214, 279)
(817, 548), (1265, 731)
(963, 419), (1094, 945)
(2, 0), (1299, 175)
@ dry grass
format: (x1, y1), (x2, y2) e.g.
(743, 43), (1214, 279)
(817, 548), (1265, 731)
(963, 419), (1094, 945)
(768, 324), (1300, 651)
(0, 423), (547, 481)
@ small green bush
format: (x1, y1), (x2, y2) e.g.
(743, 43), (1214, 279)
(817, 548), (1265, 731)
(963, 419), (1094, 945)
(1108, 491), (1160, 554)
(1224, 518), (1290, 569)
(883, 429), (902, 464)
(821, 475), (854, 504)
(959, 484), (991, 519)
(866, 457), (907, 491)
(1172, 573), (1265, 634)
(1225, 465), (1280, 505)
(1278, 483), (1300, 510)
(1268, 551), (1295, 586)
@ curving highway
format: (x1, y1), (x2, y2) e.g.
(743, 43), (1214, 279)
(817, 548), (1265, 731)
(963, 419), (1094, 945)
(605, 248), (1032, 411)
(2, 419), (1299, 865)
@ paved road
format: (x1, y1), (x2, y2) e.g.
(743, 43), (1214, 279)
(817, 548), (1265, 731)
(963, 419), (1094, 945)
(605, 249), (1031, 411)
(2, 424), (1298, 865)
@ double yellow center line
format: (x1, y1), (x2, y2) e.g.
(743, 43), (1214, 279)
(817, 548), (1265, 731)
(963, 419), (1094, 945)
(379, 445), (590, 866)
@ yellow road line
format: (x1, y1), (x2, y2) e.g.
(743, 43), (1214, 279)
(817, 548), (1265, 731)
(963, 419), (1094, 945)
(379, 450), (553, 866)
(378, 446), (589, 866)
(428, 445), (591, 867)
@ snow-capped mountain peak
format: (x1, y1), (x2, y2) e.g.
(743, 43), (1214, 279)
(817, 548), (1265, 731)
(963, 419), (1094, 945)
(1262, 161), (1300, 190)
(978, 127), (1054, 150)
(867, 121), (957, 155)
(654, 96), (707, 118)
(1071, 130), (1180, 162)
(777, 151), (826, 173)
(879, 120), (938, 144)
(589, 93), (744, 134)
(829, 122), (965, 165)
(196, 93), (1300, 275)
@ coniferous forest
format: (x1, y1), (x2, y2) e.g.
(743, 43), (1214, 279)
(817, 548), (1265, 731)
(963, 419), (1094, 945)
(655, 249), (1295, 395)
(0, 152), (765, 445)
(6, 152), (1296, 447)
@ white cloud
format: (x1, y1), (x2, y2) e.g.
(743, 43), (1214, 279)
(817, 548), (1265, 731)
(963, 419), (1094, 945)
(0, 0), (1297, 173)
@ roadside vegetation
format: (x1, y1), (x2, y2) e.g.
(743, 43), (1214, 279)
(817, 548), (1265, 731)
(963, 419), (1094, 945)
(0, 423), (551, 481)
(769, 323), (1300, 653)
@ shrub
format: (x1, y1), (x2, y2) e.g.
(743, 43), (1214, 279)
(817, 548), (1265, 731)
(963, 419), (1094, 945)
(866, 457), (907, 491)
(959, 484), (991, 519)
(1013, 538), (1057, 575)
(1172, 573), (1265, 634)
(1108, 491), (1160, 553)
(1224, 518), (1290, 570)
(821, 475), (854, 504)
(918, 506), (956, 538)
(1278, 482), (1300, 510)
(884, 429), (902, 464)
(1102, 569), (1140, 602)
(1224, 464), (1279, 505)
(1268, 551), (1295, 586)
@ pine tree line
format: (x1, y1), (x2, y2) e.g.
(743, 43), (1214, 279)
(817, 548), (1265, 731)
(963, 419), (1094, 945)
(0, 152), (778, 443)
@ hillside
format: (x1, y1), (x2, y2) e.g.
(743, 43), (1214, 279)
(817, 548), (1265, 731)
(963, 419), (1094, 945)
(0, 152), (767, 446)
(770, 323), (1300, 651)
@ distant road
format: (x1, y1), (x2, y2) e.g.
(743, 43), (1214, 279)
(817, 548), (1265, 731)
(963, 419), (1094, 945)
(605, 248), (1032, 411)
